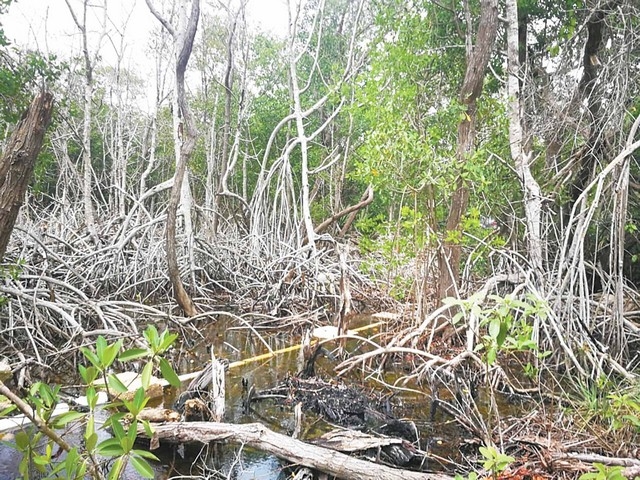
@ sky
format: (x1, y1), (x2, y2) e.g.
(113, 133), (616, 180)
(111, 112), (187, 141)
(5, 0), (289, 68)
(4, 0), (289, 109)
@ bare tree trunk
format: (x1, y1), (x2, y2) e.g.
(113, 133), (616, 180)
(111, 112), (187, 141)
(0, 92), (54, 261)
(287, 0), (325, 251)
(65, 0), (104, 243)
(437, 0), (499, 301)
(146, 0), (200, 317)
(506, 0), (543, 277)
(142, 421), (453, 480)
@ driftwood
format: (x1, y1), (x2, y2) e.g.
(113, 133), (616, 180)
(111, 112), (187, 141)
(143, 421), (454, 480)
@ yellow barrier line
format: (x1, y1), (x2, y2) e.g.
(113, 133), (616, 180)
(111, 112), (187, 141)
(175, 320), (384, 384)
(228, 320), (384, 369)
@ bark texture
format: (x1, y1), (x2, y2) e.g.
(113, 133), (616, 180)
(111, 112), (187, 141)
(437, 0), (499, 300)
(144, 421), (454, 480)
(0, 91), (54, 262)
(146, 0), (200, 316)
(506, 0), (543, 276)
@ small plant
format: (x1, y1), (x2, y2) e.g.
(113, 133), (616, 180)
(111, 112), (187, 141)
(579, 462), (626, 480)
(454, 472), (479, 480)
(3, 325), (182, 479)
(445, 292), (548, 367)
(479, 445), (514, 479)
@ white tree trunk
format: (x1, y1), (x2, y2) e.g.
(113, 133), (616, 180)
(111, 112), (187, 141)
(506, 0), (543, 278)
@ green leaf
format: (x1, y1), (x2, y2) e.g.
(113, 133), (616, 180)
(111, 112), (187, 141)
(14, 430), (29, 449)
(52, 410), (85, 427)
(65, 448), (80, 475)
(143, 325), (159, 348)
(496, 320), (509, 346)
(32, 454), (50, 466)
(0, 404), (16, 416)
(488, 318), (501, 339)
(119, 348), (149, 362)
(158, 331), (178, 352)
(159, 358), (181, 387)
(107, 456), (126, 480)
(120, 429), (134, 453)
(85, 386), (98, 409)
(132, 449), (159, 461)
(130, 455), (155, 478)
(79, 365), (98, 384)
(85, 431), (98, 452)
(81, 347), (101, 369)
(486, 347), (497, 365)
(102, 340), (124, 369)
(96, 336), (108, 361)
(97, 438), (125, 457)
(141, 362), (153, 390)
(126, 419), (138, 449)
(142, 420), (154, 438)
(132, 387), (149, 413)
(108, 373), (129, 394)
(111, 417), (126, 440)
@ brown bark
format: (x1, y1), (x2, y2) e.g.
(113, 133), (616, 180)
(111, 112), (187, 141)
(143, 421), (454, 480)
(314, 184), (373, 238)
(437, 0), (499, 301)
(146, 0), (200, 317)
(570, 1), (621, 205)
(0, 91), (54, 262)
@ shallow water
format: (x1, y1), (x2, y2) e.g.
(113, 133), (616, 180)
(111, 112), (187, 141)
(0, 314), (520, 478)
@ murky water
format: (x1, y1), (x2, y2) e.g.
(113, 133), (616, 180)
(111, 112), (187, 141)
(0, 314), (520, 478)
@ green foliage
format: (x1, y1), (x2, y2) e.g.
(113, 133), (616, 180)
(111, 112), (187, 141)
(455, 473), (478, 480)
(445, 292), (548, 366)
(574, 378), (640, 436)
(3, 325), (181, 479)
(0, 50), (65, 126)
(579, 463), (627, 480)
(478, 445), (515, 478)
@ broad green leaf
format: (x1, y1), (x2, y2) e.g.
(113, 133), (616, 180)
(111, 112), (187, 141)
(486, 348), (497, 365)
(81, 347), (101, 369)
(158, 331), (178, 352)
(142, 420), (154, 438)
(52, 410), (85, 427)
(143, 325), (159, 347)
(496, 321), (509, 347)
(141, 362), (153, 390)
(488, 318), (501, 339)
(14, 430), (29, 449)
(86, 431), (98, 452)
(126, 419), (138, 447)
(0, 404), (16, 416)
(107, 456), (126, 480)
(86, 386), (97, 409)
(130, 455), (155, 478)
(96, 336), (108, 361)
(119, 348), (149, 362)
(120, 431), (134, 453)
(159, 358), (181, 387)
(108, 373), (129, 394)
(102, 340), (123, 368)
(131, 387), (149, 413)
(33, 454), (50, 465)
(110, 417), (126, 440)
(97, 438), (125, 456)
(133, 449), (159, 461)
(79, 364), (98, 384)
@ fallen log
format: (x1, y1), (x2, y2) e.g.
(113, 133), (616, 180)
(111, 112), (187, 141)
(143, 421), (454, 480)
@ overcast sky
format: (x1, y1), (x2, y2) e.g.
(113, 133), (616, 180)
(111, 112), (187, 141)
(5, 0), (289, 68)
(5, 0), (289, 109)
